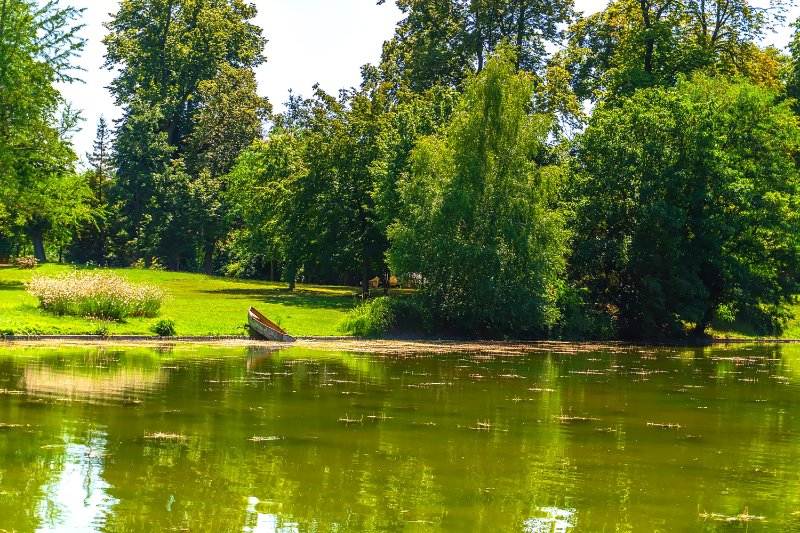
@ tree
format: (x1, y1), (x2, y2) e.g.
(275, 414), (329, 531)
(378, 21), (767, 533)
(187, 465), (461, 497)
(388, 49), (567, 336)
(786, 18), (800, 114)
(264, 84), (389, 292)
(69, 117), (115, 264)
(378, 0), (574, 93)
(565, 0), (788, 101)
(186, 64), (271, 274)
(104, 0), (268, 270)
(571, 74), (800, 337)
(87, 116), (113, 204)
(0, 0), (87, 261)
(225, 131), (307, 287)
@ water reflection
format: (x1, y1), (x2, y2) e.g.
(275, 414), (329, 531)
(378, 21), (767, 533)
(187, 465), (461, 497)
(244, 497), (299, 533)
(0, 343), (799, 530)
(524, 507), (575, 533)
(37, 433), (116, 532)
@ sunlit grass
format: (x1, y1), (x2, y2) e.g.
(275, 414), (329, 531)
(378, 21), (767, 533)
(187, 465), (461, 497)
(0, 264), (362, 337)
(708, 300), (800, 340)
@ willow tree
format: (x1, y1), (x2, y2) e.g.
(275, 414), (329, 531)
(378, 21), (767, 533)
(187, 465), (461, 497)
(388, 49), (567, 336)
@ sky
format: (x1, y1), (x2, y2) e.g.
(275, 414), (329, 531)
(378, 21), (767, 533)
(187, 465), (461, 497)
(59, 0), (800, 161)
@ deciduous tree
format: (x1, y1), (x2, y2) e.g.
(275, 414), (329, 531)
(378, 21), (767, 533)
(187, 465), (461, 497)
(571, 75), (800, 336)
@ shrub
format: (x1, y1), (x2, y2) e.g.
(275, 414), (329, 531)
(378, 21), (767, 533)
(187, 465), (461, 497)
(341, 297), (431, 338)
(131, 257), (166, 271)
(93, 323), (110, 337)
(150, 318), (176, 337)
(554, 286), (617, 341)
(13, 256), (39, 269)
(26, 270), (164, 320)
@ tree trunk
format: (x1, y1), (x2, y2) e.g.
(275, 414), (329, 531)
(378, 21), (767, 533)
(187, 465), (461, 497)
(476, 26), (484, 72)
(693, 308), (714, 337)
(640, 0), (654, 75)
(31, 233), (46, 262)
(515, 0), (526, 71)
(361, 260), (370, 299)
(287, 259), (297, 291)
(203, 241), (214, 275)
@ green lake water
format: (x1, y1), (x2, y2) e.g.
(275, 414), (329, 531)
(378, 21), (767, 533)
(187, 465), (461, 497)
(0, 343), (799, 531)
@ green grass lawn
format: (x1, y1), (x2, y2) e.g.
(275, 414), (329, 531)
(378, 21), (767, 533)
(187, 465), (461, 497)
(0, 264), (363, 337)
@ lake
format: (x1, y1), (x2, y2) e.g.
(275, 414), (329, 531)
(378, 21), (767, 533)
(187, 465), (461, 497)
(0, 342), (799, 531)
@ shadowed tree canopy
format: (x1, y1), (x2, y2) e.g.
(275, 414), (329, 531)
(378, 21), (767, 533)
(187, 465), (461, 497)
(104, 0), (268, 269)
(571, 74), (800, 337)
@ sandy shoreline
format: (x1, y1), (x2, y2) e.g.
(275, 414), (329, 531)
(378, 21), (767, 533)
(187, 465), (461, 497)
(2, 335), (800, 355)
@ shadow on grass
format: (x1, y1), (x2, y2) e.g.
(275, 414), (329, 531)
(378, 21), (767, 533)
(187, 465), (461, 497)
(0, 280), (24, 291)
(710, 318), (762, 338)
(200, 288), (358, 311)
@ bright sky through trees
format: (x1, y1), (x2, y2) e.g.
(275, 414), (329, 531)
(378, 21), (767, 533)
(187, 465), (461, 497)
(58, 0), (800, 160)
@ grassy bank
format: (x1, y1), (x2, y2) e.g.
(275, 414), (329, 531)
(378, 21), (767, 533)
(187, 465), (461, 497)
(0, 264), (361, 337)
(707, 300), (800, 340)
(3, 264), (800, 340)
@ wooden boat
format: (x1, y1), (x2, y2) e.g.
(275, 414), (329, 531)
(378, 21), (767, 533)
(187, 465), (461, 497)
(248, 307), (296, 342)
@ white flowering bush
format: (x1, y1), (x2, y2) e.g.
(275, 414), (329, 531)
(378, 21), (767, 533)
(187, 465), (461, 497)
(13, 256), (38, 269)
(26, 271), (164, 320)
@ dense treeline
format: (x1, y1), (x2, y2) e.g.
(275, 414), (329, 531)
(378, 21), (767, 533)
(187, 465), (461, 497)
(3, 0), (800, 338)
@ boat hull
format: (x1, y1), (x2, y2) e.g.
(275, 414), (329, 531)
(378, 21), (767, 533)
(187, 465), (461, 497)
(248, 307), (296, 342)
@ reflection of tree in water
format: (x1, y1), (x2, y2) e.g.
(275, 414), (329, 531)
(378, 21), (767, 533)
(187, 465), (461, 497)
(0, 429), (67, 529)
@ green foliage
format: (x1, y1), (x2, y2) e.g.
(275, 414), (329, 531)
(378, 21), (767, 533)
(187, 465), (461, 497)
(228, 80), (398, 290)
(565, 0), (787, 101)
(388, 49), (568, 337)
(7, 0), (800, 343)
(553, 286), (617, 341)
(379, 0), (575, 92)
(0, 0), (91, 261)
(225, 131), (306, 285)
(340, 297), (431, 338)
(150, 318), (176, 337)
(104, 0), (268, 270)
(69, 117), (113, 264)
(571, 74), (800, 337)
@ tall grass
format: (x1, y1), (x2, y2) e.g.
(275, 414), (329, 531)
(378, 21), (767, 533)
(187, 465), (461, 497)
(26, 271), (164, 320)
